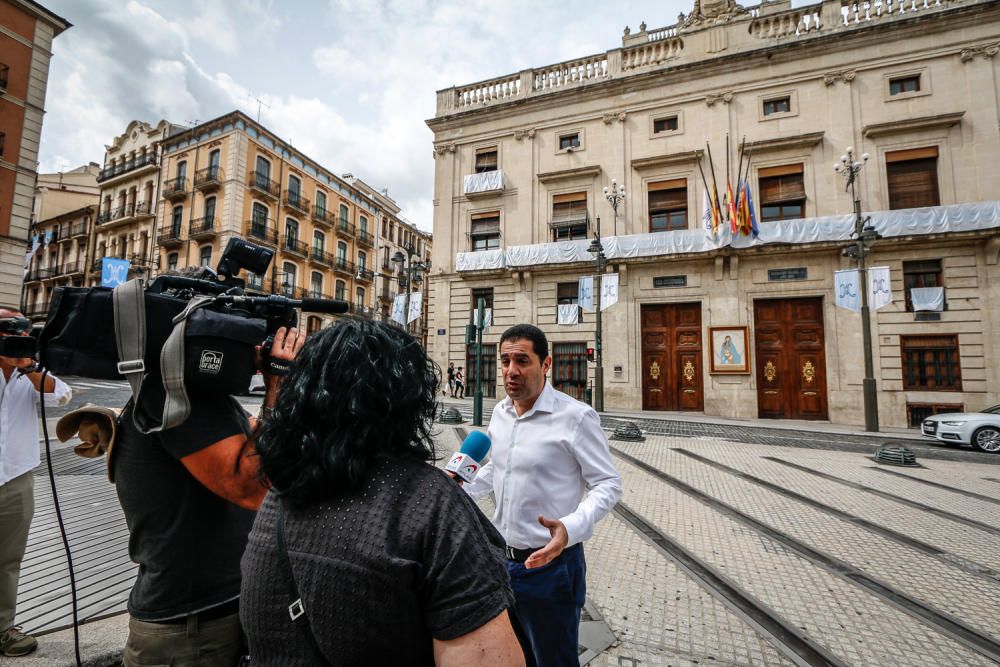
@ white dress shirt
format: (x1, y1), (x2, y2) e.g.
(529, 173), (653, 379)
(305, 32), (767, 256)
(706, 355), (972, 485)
(0, 369), (72, 486)
(465, 382), (622, 549)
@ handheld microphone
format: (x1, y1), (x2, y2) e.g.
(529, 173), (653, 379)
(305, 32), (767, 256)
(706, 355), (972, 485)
(445, 431), (491, 484)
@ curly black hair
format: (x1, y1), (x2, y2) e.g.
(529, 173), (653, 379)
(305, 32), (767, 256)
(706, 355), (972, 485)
(255, 318), (440, 507)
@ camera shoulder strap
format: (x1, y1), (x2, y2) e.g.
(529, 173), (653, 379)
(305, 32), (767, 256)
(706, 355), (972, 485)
(154, 295), (215, 432)
(112, 279), (147, 402)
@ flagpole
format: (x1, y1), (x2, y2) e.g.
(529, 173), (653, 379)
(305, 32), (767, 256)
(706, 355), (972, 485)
(706, 142), (723, 224)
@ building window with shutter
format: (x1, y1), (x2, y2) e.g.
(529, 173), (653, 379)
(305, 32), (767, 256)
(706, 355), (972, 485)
(887, 147), (939, 210)
(901, 335), (961, 391)
(652, 115), (679, 134)
(648, 179), (687, 232)
(557, 282), (583, 323)
(550, 192), (588, 241)
(470, 212), (501, 251)
(889, 74), (920, 96)
(552, 342), (588, 401)
(558, 133), (581, 151)
(763, 96), (790, 116)
(903, 259), (942, 312)
(475, 147), (498, 173)
(470, 288), (494, 324)
(758, 164), (805, 222)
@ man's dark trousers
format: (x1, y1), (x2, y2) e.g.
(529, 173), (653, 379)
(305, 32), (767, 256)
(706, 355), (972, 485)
(506, 543), (585, 666)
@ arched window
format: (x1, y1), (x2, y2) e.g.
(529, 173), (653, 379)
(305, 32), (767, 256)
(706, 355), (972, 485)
(358, 251), (367, 271)
(170, 206), (183, 234)
(255, 155), (270, 181)
(199, 245), (212, 267)
(167, 252), (179, 271)
(176, 160), (187, 181)
(315, 190), (327, 216)
(281, 262), (298, 297)
(252, 202), (268, 226)
(312, 230), (325, 254)
(285, 218), (299, 248)
(339, 204), (349, 225)
(208, 149), (220, 177)
(288, 174), (301, 196)
(337, 241), (347, 262)
(310, 271), (323, 298)
(360, 215), (368, 234)
(335, 279), (346, 301)
(356, 287), (365, 307)
(204, 196), (217, 225)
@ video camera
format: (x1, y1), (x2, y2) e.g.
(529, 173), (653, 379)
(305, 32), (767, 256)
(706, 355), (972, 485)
(37, 237), (348, 430)
(0, 316), (37, 359)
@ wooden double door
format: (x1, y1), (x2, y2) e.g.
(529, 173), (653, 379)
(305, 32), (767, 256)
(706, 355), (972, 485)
(754, 297), (828, 420)
(641, 303), (703, 411)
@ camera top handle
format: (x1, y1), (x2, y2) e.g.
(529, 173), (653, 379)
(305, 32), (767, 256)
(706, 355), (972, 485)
(147, 275), (231, 295)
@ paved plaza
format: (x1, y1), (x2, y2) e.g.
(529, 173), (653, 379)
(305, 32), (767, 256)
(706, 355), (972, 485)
(5, 379), (1000, 665)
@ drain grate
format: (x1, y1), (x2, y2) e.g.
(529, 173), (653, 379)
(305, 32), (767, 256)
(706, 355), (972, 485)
(610, 421), (645, 442)
(873, 444), (919, 467)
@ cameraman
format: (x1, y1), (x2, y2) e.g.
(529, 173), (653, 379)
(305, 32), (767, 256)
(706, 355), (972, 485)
(112, 314), (303, 667)
(0, 306), (71, 658)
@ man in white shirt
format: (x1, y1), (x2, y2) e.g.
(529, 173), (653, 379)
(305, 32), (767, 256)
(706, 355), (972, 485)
(465, 323), (622, 665)
(0, 307), (72, 657)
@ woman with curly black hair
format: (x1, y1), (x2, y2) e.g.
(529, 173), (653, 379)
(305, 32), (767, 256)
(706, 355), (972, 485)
(239, 318), (526, 666)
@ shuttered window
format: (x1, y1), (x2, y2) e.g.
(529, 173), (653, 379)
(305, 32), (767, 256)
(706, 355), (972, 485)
(552, 342), (588, 401)
(648, 179), (687, 232)
(551, 192), (588, 240)
(758, 164), (805, 222)
(902, 259), (942, 312)
(887, 148), (939, 210)
(475, 148), (498, 173)
(901, 334), (961, 391)
(470, 212), (500, 251)
(465, 344), (497, 398)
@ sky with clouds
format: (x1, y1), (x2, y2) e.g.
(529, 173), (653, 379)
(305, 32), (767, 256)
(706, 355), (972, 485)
(39, 0), (718, 231)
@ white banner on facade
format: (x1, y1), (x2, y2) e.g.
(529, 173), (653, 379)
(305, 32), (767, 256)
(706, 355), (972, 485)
(407, 292), (422, 324)
(557, 304), (579, 325)
(22, 235), (41, 278)
(867, 266), (893, 311)
(911, 286), (945, 311)
(600, 274), (619, 311)
(578, 276), (594, 312)
(472, 307), (493, 328)
(391, 294), (407, 325)
(834, 269), (861, 312)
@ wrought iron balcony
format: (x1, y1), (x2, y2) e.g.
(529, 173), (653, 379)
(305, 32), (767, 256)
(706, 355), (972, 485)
(358, 230), (374, 247)
(189, 216), (217, 240)
(352, 304), (376, 319)
(333, 257), (356, 275)
(312, 205), (333, 227)
(60, 260), (84, 275)
(162, 176), (189, 201)
(356, 268), (374, 282)
(245, 221), (278, 246)
(337, 217), (356, 237)
(276, 284), (308, 299)
(70, 222), (89, 237)
(194, 166), (224, 191)
(97, 211), (113, 225)
(158, 226), (184, 247)
(309, 247), (334, 267)
(248, 171), (280, 198)
(282, 191), (310, 215)
(282, 237), (308, 258)
(96, 153), (158, 183)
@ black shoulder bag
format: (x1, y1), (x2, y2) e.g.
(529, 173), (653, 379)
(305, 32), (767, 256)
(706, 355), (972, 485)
(275, 500), (331, 666)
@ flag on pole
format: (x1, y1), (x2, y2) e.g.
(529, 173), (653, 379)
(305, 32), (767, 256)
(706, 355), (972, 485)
(834, 269), (861, 312)
(391, 294), (407, 325)
(600, 274), (619, 311)
(578, 275), (594, 311)
(867, 266), (893, 311)
(22, 235), (41, 278)
(710, 183), (723, 236)
(407, 292), (422, 324)
(725, 179), (737, 234)
(702, 189), (716, 241)
(744, 180), (759, 238)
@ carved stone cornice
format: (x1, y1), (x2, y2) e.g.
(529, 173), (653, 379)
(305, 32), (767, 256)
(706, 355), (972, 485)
(432, 143), (457, 158)
(705, 91), (734, 107)
(631, 150), (704, 170)
(602, 111), (628, 125)
(960, 42), (1000, 63)
(513, 128), (536, 141)
(536, 165), (602, 183)
(862, 111), (964, 138)
(822, 69), (856, 86)
(747, 131), (824, 152)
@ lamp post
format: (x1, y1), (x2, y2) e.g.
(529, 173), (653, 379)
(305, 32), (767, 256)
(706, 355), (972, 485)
(835, 147), (880, 432)
(391, 244), (430, 335)
(589, 178), (625, 413)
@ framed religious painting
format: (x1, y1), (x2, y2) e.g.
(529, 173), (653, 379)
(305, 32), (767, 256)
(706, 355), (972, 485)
(709, 326), (750, 374)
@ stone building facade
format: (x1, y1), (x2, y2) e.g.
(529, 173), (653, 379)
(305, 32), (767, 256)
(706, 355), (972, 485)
(426, 0), (1000, 428)
(0, 0), (69, 305)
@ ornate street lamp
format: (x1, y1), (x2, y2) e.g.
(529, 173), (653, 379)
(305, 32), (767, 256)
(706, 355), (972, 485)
(391, 245), (430, 335)
(588, 178), (625, 413)
(835, 147), (881, 432)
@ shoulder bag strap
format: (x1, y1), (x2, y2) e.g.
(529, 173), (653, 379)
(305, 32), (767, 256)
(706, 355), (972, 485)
(112, 279), (147, 401)
(275, 499), (330, 665)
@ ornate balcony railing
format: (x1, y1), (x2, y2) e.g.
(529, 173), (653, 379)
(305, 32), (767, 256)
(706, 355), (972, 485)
(358, 230), (375, 247)
(194, 166), (224, 190)
(70, 222), (89, 237)
(189, 216), (217, 239)
(96, 153), (158, 182)
(245, 220), (279, 246)
(283, 191), (311, 215)
(282, 237), (309, 258)
(333, 257), (356, 275)
(313, 206), (333, 227)
(309, 248), (334, 266)
(248, 171), (280, 198)
(162, 177), (189, 200)
(158, 226), (184, 246)
(96, 211), (113, 225)
(338, 217), (355, 237)
(356, 268), (374, 282)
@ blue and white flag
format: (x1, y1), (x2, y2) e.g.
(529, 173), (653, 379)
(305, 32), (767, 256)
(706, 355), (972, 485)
(600, 274), (619, 311)
(557, 304), (579, 325)
(578, 276), (594, 312)
(834, 269), (861, 312)
(391, 294), (407, 325)
(101, 257), (131, 288)
(867, 266), (893, 311)
(407, 292), (422, 324)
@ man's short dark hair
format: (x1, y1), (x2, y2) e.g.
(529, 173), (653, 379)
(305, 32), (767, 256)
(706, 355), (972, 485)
(499, 324), (548, 361)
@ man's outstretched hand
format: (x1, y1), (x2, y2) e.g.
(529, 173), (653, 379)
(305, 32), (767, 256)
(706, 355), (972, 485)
(524, 515), (568, 569)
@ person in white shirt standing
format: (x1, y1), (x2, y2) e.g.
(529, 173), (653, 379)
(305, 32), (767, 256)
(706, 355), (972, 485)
(0, 307), (71, 657)
(465, 323), (622, 666)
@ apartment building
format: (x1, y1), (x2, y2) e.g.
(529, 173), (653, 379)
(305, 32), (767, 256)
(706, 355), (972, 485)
(0, 0), (69, 304)
(427, 0), (1000, 428)
(154, 110), (379, 332)
(88, 119), (182, 285)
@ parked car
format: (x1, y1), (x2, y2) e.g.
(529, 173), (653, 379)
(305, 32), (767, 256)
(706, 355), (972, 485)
(248, 372), (266, 394)
(922, 405), (1000, 453)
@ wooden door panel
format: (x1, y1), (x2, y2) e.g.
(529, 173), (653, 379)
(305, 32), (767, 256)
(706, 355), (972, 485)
(642, 303), (703, 411)
(677, 352), (703, 410)
(754, 297), (827, 420)
(642, 353), (666, 410)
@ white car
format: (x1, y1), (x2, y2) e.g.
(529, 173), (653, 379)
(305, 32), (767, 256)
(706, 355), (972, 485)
(922, 405), (1000, 453)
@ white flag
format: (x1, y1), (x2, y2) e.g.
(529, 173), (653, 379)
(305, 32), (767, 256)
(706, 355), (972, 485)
(407, 292), (422, 324)
(22, 235), (41, 278)
(472, 308), (493, 328)
(834, 269), (861, 312)
(911, 286), (944, 312)
(557, 304), (579, 325)
(600, 274), (619, 311)
(702, 188), (715, 241)
(578, 276), (594, 312)
(867, 266), (893, 311)
(391, 294), (407, 325)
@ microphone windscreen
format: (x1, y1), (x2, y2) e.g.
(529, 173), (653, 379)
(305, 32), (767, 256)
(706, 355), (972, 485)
(459, 431), (491, 463)
(300, 297), (350, 314)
